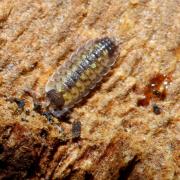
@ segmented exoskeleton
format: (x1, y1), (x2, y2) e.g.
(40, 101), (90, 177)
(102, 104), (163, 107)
(45, 37), (118, 118)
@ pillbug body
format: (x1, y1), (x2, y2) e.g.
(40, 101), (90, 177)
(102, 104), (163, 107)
(45, 37), (118, 117)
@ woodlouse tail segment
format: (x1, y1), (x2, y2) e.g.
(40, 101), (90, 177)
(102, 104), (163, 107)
(51, 108), (70, 120)
(46, 89), (65, 108)
(101, 37), (118, 57)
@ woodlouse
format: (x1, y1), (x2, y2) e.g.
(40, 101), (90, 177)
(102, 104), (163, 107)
(45, 37), (118, 118)
(72, 121), (81, 141)
(152, 104), (161, 115)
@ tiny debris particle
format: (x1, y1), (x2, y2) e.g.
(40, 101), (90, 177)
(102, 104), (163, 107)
(152, 89), (166, 100)
(137, 73), (171, 107)
(72, 121), (81, 141)
(14, 98), (25, 109)
(39, 129), (48, 139)
(152, 104), (161, 115)
(21, 118), (28, 122)
(42, 111), (53, 122)
(25, 110), (30, 115)
(152, 90), (161, 97)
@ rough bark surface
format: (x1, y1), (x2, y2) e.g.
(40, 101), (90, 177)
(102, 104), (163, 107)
(0, 0), (179, 179)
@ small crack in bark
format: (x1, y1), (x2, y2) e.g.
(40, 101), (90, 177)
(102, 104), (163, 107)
(118, 156), (140, 180)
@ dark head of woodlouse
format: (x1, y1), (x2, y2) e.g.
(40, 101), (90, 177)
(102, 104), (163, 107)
(46, 89), (65, 108)
(98, 37), (117, 57)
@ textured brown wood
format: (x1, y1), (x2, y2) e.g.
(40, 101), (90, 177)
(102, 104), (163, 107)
(0, 0), (179, 179)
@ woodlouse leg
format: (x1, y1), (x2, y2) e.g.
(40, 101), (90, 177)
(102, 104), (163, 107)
(50, 108), (71, 122)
